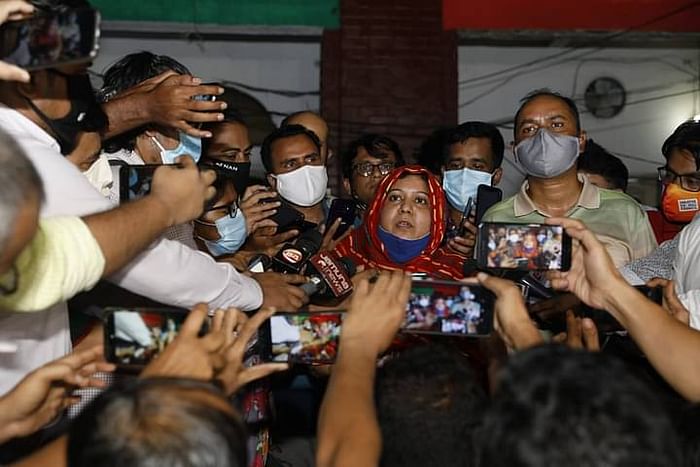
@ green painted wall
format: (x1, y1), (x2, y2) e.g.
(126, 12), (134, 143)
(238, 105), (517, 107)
(91, 0), (339, 27)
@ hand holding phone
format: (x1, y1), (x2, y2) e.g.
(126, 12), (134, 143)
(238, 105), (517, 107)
(105, 306), (206, 370)
(403, 278), (494, 337)
(470, 273), (543, 349)
(0, 7), (100, 70)
(344, 271), (412, 354)
(260, 312), (344, 364)
(325, 199), (356, 241)
(477, 222), (571, 271)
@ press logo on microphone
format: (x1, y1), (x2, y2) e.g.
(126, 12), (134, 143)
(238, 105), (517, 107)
(310, 252), (352, 296)
(282, 248), (304, 264)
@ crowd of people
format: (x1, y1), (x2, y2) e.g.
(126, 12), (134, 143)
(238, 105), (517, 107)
(1, 0), (700, 466)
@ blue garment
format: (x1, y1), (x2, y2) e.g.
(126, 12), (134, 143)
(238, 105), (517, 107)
(197, 210), (247, 257)
(377, 227), (430, 264)
(156, 132), (202, 164)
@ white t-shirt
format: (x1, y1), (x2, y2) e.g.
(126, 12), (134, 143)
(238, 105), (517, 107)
(0, 105), (263, 394)
(673, 213), (700, 331)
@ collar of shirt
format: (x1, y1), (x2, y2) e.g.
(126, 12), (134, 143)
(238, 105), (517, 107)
(514, 174), (600, 217)
(105, 148), (146, 165)
(0, 102), (60, 152)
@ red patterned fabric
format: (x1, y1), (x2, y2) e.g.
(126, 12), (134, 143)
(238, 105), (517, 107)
(333, 165), (465, 279)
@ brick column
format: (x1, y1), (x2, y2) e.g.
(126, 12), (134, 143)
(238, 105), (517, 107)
(321, 0), (458, 194)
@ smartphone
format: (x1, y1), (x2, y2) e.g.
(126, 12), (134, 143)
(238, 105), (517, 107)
(456, 197), (475, 237)
(0, 8), (100, 70)
(192, 83), (218, 102)
(104, 307), (205, 369)
(113, 163), (184, 202)
(475, 185), (503, 225)
(259, 312), (344, 364)
(402, 279), (494, 337)
(326, 199), (356, 240)
(268, 201), (316, 234)
(477, 222), (571, 271)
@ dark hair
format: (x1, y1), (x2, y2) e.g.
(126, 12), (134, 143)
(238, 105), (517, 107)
(442, 121), (505, 171)
(415, 127), (451, 174)
(0, 129), (44, 251)
(341, 134), (405, 178)
(67, 378), (247, 467)
(100, 52), (190, 153)
(662, 120), (700, 170)
(30, 0), (89, 13)
(676, 404), (700, 467)
(202, 107), (248, 155)
(260, 124), (321, 173)
(514, 89), (581, 137)
(577, 139), (629, 191)
(478, 345), (681, 467)
(377, 345), (487, 467)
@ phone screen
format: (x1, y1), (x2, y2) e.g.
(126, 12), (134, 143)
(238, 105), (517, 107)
(0, 8), (100, 70)
(104, 307), (196, 368)
(478, 223), (571, 271)
(266, 312), (344, 364)
(403, 280), (494, 337)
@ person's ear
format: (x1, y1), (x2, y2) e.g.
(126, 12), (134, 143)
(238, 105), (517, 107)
(342, 177), (351, 196)
(266, 174), (277, 190)
(492, 167), (503, 186)
(578, 130), (587, 153)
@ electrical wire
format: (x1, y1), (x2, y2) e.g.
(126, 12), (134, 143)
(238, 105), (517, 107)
(457, 1), (700, 88)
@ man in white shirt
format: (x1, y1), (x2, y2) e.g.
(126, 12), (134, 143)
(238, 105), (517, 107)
(0, 61), (306, 394)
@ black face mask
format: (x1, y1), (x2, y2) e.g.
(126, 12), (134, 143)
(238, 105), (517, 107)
(25, 70), (108, 155)
(200, 159), (251, 196)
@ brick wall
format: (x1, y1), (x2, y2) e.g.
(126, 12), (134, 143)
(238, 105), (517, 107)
(321, 0), (458, 194)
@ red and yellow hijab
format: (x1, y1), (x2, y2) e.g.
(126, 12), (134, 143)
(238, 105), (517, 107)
(333, 165), (465, 279)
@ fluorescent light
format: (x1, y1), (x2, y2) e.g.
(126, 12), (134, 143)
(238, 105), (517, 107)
(694, 114), (700, 122)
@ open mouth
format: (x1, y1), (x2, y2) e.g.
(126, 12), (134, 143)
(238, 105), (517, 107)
(396, 220), (413, 230)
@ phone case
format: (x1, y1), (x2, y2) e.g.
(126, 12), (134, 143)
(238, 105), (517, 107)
(476, 222), (571, 272)
(403, 279), (494, 337)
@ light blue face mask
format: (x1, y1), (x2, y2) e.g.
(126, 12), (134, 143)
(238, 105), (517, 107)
(151, 132), (202, 164)
(442, 167), (493, 212)
(196, 209), (247, 257)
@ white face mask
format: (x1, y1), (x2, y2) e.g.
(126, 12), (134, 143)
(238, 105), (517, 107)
(83, 155), (113, 197)
(271, 165), (328, 207)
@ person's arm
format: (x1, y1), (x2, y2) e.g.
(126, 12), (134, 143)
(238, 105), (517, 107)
(101, 72), (225, 140)
(23, 136), (267, 311)
(0, 157), (215, 313)
(0, 346), (114, 443)
(316, 271), (411, 467)
(547, 217), (700, 401)
(10, 435), (66, 467)
(85, 156), (215, 276)
(467, 273), (543, 350)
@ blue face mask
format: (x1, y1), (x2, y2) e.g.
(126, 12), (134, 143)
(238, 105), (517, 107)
(151, 132), (202, 164)
(442, 168), (493, 212)
(196, 209), (247, 257)
(377, 227), (430, 264)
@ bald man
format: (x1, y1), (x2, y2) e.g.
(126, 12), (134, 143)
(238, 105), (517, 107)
(281, 111), (332, 161)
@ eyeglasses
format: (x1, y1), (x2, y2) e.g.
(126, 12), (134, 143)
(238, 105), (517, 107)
(352, 162), (396, 177)
(204, 202), (238, 218)
(657, 166), (700, 192)
(0, 265), (18, 296)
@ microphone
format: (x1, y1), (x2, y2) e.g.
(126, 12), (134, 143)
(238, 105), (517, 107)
(462, 259), (479, 277)
(247, 254), (271, 273)
(300, 253), (356, 304)
(271, 229), (323, 274)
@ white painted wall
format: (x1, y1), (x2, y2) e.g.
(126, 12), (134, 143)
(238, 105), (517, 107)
(92, 37), (321, 177)
(458, 46), (700, 197)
